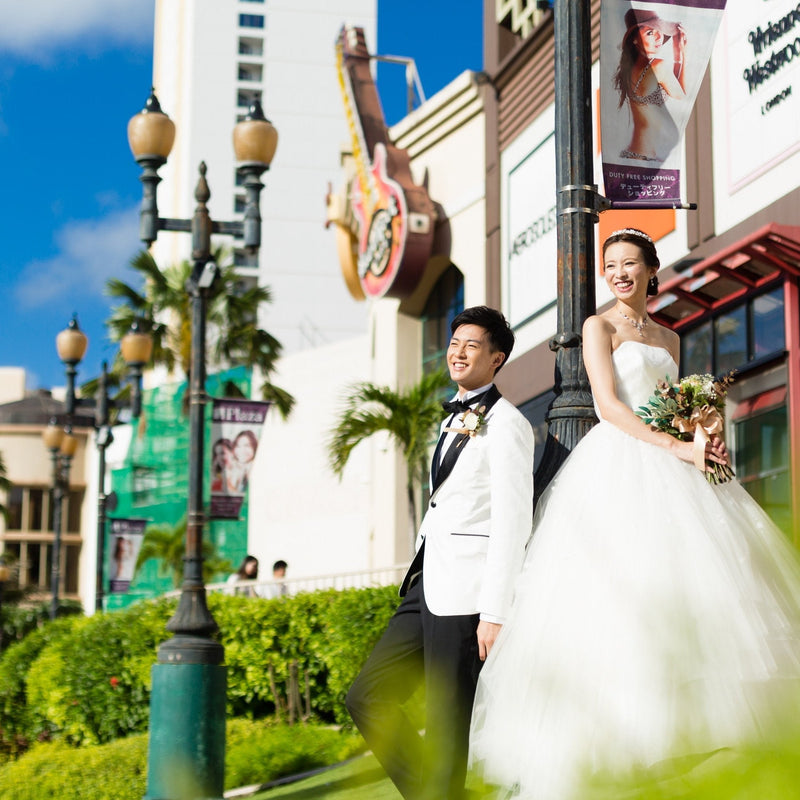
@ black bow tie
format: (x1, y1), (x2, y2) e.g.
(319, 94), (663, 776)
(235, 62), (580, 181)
(442, 398), (475, 415)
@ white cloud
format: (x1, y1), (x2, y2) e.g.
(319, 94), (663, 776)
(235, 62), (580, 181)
(14, 207), (141, 310)
(0, 0), (154, 57)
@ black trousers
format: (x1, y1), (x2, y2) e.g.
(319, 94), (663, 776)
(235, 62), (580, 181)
(345, 575), (482, 800)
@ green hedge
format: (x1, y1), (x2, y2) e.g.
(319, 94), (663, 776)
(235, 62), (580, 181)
(0, 586), (399, 759)
(0, 600), (82, 654)
(0, 718), (365, 800)
(0, 615), (83, 759)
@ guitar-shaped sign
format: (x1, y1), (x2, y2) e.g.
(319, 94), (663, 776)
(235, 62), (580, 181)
(330, 26), (436, 300)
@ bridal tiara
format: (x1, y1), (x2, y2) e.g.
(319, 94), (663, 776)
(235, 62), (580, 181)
(608, 228), (654, 244)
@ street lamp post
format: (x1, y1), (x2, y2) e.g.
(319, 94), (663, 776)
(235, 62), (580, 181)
(42, 421), (77, 621)
(533, 0), (599, 501)
(54, 316), (153, 613)
(0, 556), (10, 649)
(127, 89), (277, 800)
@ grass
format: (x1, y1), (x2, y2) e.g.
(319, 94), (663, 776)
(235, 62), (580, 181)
(248, 752), (402, 799)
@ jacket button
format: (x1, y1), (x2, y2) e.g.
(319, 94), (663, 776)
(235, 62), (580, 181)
(430, 501), (437, 508)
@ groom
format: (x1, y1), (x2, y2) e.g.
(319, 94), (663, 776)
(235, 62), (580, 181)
(346, 306), (535, 799)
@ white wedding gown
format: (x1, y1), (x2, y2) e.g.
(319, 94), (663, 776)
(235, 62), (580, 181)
(470, 341), (800, 799)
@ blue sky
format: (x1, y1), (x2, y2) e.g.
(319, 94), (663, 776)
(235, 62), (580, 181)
(0, 1), (482, 392)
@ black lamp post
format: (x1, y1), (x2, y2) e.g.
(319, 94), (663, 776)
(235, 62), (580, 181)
(533, 0), (599, 500)
(127, 88), (277, 800)
(42, 420), (77, 621)
(54, 315), (153, 613)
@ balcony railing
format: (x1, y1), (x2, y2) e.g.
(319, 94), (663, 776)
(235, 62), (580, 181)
(164, 563), (408, 599)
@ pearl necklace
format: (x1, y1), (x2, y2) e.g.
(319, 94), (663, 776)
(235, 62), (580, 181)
(617, 307), (648, 337)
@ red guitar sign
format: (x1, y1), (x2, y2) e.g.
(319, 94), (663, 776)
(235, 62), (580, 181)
(331, 26), (435, 300)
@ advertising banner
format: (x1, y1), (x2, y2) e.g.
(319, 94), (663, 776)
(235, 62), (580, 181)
(108, 518), (147, 594)
(210, 399), (270, 519)
(600, 0), (727, 206)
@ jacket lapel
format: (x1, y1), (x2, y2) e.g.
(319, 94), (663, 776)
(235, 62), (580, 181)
(431, 385), (501, 493)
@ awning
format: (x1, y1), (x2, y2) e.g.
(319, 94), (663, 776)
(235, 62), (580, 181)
(731, 385), (787, 420)
(648, 224), (800, 329)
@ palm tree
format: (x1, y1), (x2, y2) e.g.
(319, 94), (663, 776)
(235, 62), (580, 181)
(0, 452), (11, 523)
(135, 516), (232, 587)
(328, 368), (452, 543)
(103, 249), (294, 417)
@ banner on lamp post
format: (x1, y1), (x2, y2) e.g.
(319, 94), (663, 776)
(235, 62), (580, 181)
(600, 0), (727, 207)
(108, 518), (147, 594)
(210, 398), (270, 519)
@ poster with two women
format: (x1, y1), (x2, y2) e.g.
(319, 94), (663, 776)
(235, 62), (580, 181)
(210, 399), (270, 519)
(600, 0), (727, 207)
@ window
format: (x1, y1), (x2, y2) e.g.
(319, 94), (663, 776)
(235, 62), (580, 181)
(234, 248), (259, 268)
(519, 391), (557, 473)
(735, 401), (791, 537)
(715, 305), (747, 375)
(682, 320), (712, 376)
(239, 14), (264, 29)
(681, 285), (785, 376)
(238, 63), (263, 83)
(1, 484), (83, 598)
(753, 289), (785, 358)
(420, 264), (464, 377)
(239, 37), (264, 56)
(237, 89), (262, 109)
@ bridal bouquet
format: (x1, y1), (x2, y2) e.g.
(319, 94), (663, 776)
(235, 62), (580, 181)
(636, 372), (736, 484)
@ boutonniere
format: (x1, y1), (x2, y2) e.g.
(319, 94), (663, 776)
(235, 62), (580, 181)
(444, 404), (488, 442)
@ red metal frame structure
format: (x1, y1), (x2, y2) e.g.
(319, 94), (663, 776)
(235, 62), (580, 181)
(648, 223), (800, 545)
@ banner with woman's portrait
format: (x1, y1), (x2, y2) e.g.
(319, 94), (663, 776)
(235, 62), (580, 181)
(600, 0), (727, 206)
(108, 518), (146, 594)
(210, 399), (270, 519)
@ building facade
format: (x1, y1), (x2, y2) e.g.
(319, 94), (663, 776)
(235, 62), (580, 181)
(483, 0), (799, 542)
(321, 0), (799, 558)
(150, 0), (375, 353)
(0, 368), (94, 608)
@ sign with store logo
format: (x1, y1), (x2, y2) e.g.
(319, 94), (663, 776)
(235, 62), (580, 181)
(723, 0), (800, 190)
(328, 26), (435, 300)
(505, 132), (558, 328)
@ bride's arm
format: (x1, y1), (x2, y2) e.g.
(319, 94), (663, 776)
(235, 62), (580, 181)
(582, 316), (726, 466)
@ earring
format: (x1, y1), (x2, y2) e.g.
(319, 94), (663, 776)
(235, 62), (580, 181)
(647, 275), (659, 296)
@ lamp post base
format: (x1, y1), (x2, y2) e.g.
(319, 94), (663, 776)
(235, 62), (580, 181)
(144, 662), (227, 800)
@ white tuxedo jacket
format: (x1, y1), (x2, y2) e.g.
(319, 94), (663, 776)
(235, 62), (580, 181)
(401, 390), (535, 620)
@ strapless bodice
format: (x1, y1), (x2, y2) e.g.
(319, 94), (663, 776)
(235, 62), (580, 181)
(593, 340), (678, 420)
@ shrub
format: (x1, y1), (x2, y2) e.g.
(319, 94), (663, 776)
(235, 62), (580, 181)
(0, 600), (82, 655)
(0, 615), (82, 761)
(0, 586), (397, 757)
(225, 717), (365, 788)
(213, 586), (400, 724)
(0, 720), (364, 800)
(23, 599), (174, 747)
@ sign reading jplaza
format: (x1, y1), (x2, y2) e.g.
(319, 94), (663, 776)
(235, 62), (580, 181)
(504, 131), (558, 329)
(725, 0), (800, 190)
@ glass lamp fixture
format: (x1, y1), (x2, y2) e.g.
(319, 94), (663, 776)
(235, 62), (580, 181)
(127, 89), (176, 161)
(56, 316), (88, 366)
(42, 419), (65, 452)
(120, 319), (154, 367)
(233, 100), (278, 166)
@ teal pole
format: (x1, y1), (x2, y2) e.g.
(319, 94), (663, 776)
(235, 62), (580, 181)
(144, 664), (227, 799)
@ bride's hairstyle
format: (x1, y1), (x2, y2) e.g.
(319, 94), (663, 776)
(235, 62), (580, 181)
(603, 228), (661, 296)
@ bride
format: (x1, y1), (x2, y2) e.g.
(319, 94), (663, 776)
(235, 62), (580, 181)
(469, 228), (800, 798)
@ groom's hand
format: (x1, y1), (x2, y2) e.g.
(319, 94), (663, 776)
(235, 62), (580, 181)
(477, 621), (502, 661)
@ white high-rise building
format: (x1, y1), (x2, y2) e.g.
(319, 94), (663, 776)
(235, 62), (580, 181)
(151, 0), (375, 354)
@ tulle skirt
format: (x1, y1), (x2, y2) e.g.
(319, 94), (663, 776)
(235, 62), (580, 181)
(469, 421), (800, 799)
